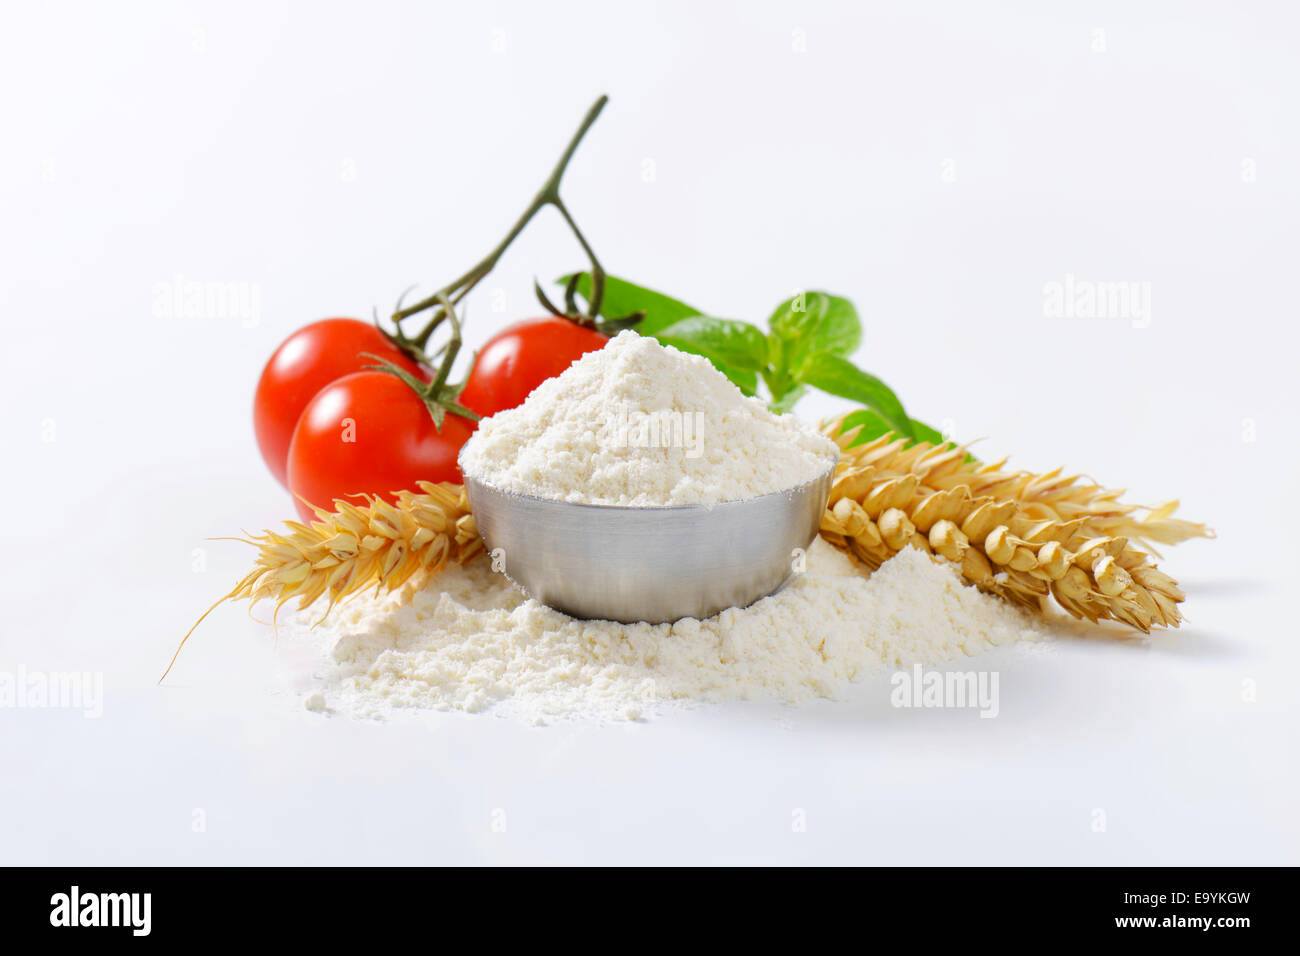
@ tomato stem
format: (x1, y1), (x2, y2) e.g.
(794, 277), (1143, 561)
(367, 293), (479, 429)
(552, 198), (605, 315)
(427, 296), (462, 395)
(391, 94), (611, 333)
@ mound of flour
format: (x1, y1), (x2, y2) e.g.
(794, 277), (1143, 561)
(304, 539), (1039, 723)
(458, 330), (838, 506)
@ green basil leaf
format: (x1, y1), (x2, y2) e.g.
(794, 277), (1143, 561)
(767, 292), (862, 370)
(798, 354), (913, 438)
(764, 331), (798, 402)
(560, 273), (700, 335)
(837, 409), (903, 446)
(905, 419), (948, 447)
(655, 317), (769, 371)
(768, 384), (807, 414)
(838, 410), (955, 451)
(654, 317), (765, 396)
(716, 363), (759, 396)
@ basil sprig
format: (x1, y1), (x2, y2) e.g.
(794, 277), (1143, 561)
(561, 273), (942, 445)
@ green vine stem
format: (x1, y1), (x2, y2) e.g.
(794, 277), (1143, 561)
(365, 295), (479, 429)
(390, 94), (611, 346)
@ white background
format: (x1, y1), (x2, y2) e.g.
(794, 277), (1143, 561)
(2, 0), (1296, 864)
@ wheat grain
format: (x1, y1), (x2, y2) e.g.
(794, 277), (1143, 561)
(818, 416), (1210, 631)
(823, 422), (1213, 551)
(161, 482), (480, 681)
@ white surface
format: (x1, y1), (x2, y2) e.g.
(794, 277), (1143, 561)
(1, 0), (1296, 865)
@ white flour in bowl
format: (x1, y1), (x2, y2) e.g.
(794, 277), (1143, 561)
(302, 539), (1040, 723)
(458, 330), (838, 506)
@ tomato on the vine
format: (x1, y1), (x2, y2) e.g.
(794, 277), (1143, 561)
(285, 371), (474, 523)
(254, 318), (424, 488)
(459, 317), (608, 419)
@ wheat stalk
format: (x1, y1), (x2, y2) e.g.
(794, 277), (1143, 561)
(818, 416), (1213, 631)
(161, 481), (481, 681)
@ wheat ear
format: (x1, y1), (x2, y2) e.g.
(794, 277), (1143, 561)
(161, 482), (480, 681)
(818, 416), (1212, 631)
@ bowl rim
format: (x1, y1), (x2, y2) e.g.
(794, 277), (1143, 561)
(460, 456), (838, 513)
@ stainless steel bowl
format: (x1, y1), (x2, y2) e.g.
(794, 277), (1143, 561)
(461, 463), (836, 624)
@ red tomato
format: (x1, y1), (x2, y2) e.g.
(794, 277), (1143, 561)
(286, 371), (474, 523)
(459, 317), (607, 418)
(254, 318), (424, 488)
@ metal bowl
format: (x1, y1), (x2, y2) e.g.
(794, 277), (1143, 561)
(461, 463), (836, 624)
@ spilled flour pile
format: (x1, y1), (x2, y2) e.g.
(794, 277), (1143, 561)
(459, 330), (837, 506)
(304, 538), (1039, 723)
